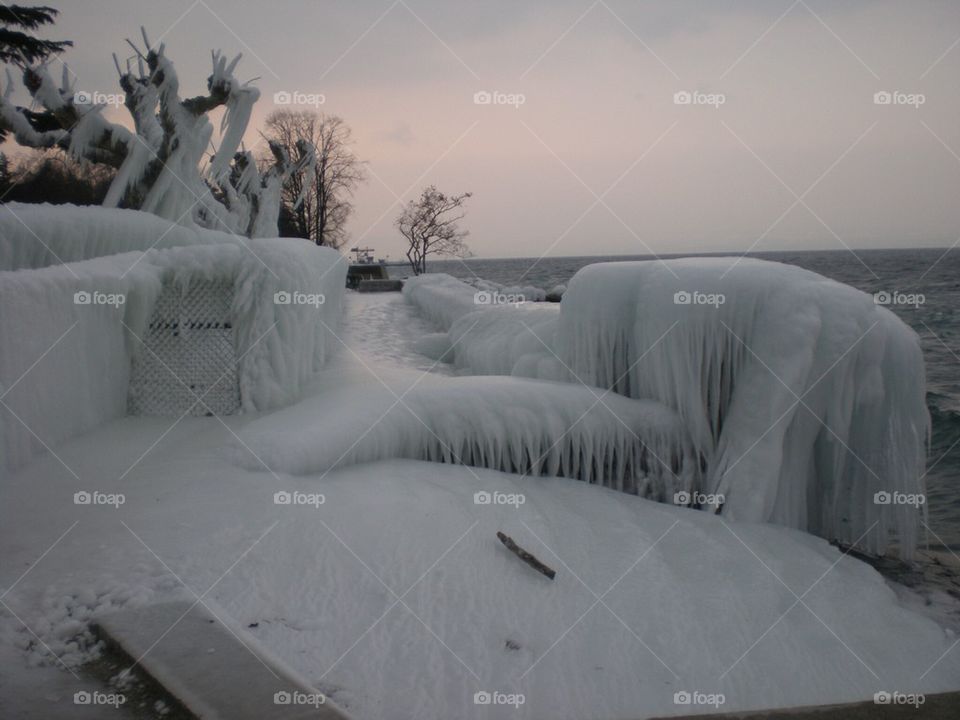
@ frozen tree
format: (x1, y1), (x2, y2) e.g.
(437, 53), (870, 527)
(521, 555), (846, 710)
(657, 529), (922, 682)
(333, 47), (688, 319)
(0, 27), (315, 238)
(396, 185), (472, 275)
(260, 110), (365, 249)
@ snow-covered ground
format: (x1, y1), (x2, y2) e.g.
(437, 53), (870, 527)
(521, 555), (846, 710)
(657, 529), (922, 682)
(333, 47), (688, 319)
(2, 289), (958, 720)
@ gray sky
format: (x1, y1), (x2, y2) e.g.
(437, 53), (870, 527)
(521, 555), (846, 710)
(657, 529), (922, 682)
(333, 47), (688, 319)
(9, 0), (960, 258)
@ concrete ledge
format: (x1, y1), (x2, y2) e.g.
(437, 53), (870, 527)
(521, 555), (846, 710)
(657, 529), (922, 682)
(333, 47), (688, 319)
(356, 279), (403, 292)
(651, 692), (960, 719)
(93, 602), (350, 720)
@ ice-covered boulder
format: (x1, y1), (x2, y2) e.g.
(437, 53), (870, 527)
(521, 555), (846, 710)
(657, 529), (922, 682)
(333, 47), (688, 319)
(556, 258), (929, 557)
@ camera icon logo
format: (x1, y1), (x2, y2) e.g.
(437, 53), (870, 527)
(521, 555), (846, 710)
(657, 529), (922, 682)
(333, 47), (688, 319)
(473, 91), (492, 105)
(474, 491), (491, 505)
(74, 290), (92, 305)
(74, 91), (93, 105)
(874, 691), (891, 704)
(474, 291), (492, 305)
(274, 291), (292, 305)
(673, 291), (691, 305)
(73, 691), (92, 705)
(673, 91), (692, 105)
(873, 91), (892, 105)
(873, 291), (891, 305)
(873, 491), (892, 505)
(274, 491), (292, 505)
(273, 91), (292, 105)
(74, 491), (92, 505)
(674, 690), (692, 705)
(474, 691), (491, 705)
(673, 491), (691, 505)
(274, 691), (292, 704)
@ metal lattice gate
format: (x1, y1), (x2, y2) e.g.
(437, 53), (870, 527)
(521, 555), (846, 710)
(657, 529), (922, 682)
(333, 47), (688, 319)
(128, 280), (241, 416)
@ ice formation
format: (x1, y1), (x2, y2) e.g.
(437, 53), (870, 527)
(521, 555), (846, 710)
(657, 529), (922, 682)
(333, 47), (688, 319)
(0, 217), (346, 472)
(0, 252), (161, 471)
(555, 259), (929, 557)
(405, 262), (929, 558)
(0, 37), (313, 239)
(235, 369), (698, 496)
(403, 273), (562, 377)
(0, 202), (241, 271)
(402, 272), (484, 329)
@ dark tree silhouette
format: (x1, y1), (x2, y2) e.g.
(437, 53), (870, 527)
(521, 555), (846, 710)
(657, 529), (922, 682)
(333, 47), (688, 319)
(396, 185), (472, 275)
(260, 110), (365, 249)
(0, 5), (71, 66)
(2, 150), (115, 205)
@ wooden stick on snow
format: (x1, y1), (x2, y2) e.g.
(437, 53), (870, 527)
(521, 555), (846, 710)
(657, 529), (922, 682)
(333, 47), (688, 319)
(497, 531), (556, 580)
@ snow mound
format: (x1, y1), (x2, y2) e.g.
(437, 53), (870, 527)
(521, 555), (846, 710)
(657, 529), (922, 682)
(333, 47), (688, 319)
(234, 370), (698, 497)
(0, 203), (242, 272)
(7, 419), (959, 719)
(556, 258), (929, 558)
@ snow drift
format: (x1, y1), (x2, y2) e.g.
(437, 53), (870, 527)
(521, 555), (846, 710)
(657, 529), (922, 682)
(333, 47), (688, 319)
(234, 369), (698, 498)
(555, 259), (929, 558)
(0, 202), (242, 272)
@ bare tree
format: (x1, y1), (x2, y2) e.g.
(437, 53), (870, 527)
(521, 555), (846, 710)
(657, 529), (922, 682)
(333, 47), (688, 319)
(396, 186), (472, 275)
(260, 110), (365, 249)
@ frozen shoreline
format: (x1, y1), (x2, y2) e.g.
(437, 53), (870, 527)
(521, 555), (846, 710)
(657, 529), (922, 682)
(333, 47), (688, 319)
(2, 289), (957, 720)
